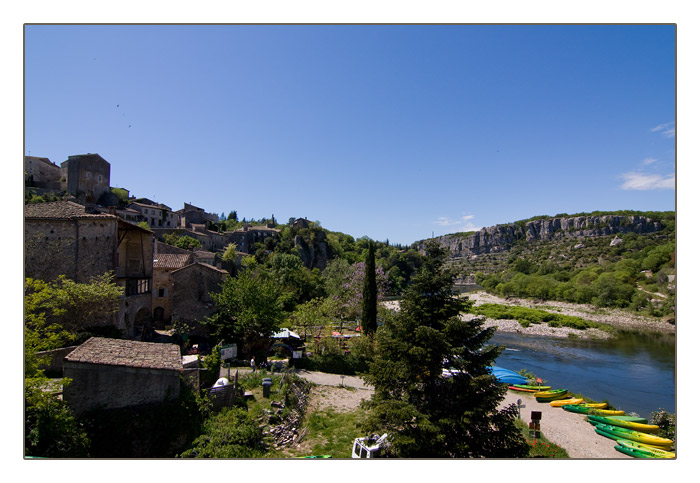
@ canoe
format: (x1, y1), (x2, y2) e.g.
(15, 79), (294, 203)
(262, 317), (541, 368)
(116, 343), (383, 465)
(580, 402), (608, 409)
(593, 424), (674, 449)
(534, 389), (569, 402)
(606, 415), (648, 424)
(562, 405), (625, 416)
(509, 386), (539, 393)
(615, 439), (675, 458)
(550, 398), (584, 407)
(586, 415), (659, 433)
(513, 384), (552, 392)
(487, 366), (528, 385)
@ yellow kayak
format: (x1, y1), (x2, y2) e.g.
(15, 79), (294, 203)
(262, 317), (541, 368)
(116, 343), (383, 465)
(616, 439), (675, 457)
(550, 398), (584, 407)
(580, 402), (607, 409)
(590, 409), (626, 416)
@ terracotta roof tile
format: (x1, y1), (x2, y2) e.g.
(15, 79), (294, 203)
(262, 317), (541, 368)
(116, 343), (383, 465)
(153, 253), (192, 269)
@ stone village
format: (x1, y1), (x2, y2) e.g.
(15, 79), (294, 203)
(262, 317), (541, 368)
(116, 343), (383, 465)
(25, 153), (304, 414)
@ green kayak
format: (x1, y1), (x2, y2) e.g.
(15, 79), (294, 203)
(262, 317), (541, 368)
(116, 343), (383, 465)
(616, 439), (675, 458)
(586, 415), (658, 432)
(594, 424), (674, 449)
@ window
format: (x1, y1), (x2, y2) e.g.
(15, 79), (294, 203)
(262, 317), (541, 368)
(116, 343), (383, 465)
(125, 278), (150, 296)
(85, 171), (92, 179)
(158, 288), (165, 298)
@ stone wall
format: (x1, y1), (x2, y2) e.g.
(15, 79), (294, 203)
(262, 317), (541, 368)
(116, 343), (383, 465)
(34, 346), (79, 377)
(63, 362), (180, 415)
(171, 263), (227, 331)
(61, 154), (111, 200)
(24, 218), (117, 284)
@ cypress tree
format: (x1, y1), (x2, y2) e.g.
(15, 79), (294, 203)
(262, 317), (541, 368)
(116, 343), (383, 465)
(362, 240), (378, 335)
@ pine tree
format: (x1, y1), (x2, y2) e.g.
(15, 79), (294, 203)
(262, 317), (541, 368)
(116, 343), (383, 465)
(361, 240), (378, 335)
(361, 240), (528, 458)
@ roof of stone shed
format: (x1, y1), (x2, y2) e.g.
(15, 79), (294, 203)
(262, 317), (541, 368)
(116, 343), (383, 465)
(64, 337), (182, 371)
(24, 201), (115, 220)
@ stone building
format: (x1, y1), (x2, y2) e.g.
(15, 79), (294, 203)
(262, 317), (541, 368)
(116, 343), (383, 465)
(128, 200), (178, 229)
(62, 337), (182, 414)
(152, 251), (193, 327)
(171, 263), (228, 335)
(24, 156), (62, 190)
(24, 201), (154, 335)
(176, 202), (219, 229)
(61, 153), (111, 203)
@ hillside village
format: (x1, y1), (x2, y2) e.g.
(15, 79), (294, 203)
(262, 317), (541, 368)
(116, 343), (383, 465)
(24, 153), (316, 339)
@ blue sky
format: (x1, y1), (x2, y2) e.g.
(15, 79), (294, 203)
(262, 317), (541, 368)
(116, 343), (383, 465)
(24, 24), (676, 245)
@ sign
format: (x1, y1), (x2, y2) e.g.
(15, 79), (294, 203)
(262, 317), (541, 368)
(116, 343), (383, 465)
(220, 343), (237, 360)
(292, 350), (302, 359)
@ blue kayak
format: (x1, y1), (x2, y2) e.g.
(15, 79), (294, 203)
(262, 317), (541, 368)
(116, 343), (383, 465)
(487, 366), (528, 385)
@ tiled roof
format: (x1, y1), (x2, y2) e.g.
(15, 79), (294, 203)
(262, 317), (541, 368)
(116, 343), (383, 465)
(173, 262), (229, 275)
(153, 253), (192, 269)
(24, 201), (115, 220)
(64, 337), (182, 371)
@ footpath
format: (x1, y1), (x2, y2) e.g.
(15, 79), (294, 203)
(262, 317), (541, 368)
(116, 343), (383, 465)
(220, 365), (627, 458)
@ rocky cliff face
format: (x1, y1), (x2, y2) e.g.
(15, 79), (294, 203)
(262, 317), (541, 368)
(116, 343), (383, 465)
(416, 215), (663, 258)
(294, 233), (329, 270)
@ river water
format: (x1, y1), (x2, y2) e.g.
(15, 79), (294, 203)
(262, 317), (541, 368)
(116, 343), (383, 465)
(490, 330), (676, 419)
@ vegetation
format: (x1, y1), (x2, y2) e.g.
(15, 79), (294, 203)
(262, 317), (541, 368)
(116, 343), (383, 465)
(163, 232), (202, 250)
(470, 303), (613, 332)
(360, 241), (529, 457)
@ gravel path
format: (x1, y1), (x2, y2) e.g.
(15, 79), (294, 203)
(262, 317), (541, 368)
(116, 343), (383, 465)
(499, 390), (628, 459)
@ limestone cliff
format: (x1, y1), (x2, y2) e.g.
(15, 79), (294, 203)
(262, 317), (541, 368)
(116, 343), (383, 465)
(415, 215), (664, 258)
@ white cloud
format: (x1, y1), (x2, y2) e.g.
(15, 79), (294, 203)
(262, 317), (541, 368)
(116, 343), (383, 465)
(650, 122), (675, 138)
(641, 157), (658, 166)
(434, 215), (482, 233)
(619, 172), (675, 190)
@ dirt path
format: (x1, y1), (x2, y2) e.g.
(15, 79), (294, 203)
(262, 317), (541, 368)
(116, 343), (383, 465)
(499, 390), (628, 458)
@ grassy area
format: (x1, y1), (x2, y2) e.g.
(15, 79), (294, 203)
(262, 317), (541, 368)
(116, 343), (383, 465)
(471, 303), (615, 332)
(285, 406), (365, 458)
(514, 418), (569, 458)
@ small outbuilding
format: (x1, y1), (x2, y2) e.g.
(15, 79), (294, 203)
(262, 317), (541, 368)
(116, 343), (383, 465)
(63, 337), (182, 414)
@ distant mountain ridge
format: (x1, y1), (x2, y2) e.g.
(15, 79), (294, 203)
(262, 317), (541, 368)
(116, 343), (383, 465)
(415, 213), (669, 259)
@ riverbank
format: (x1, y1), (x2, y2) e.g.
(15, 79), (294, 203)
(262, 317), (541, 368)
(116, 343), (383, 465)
(383, 291), (675, 340)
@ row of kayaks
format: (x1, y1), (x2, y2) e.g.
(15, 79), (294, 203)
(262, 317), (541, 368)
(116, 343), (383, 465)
(518, 386), (675, 458)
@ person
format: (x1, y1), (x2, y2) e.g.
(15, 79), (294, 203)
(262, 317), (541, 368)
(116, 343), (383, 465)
(250, 356), (256, 373)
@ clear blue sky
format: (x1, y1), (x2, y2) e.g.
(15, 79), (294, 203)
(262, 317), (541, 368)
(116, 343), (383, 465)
(24, 25), (676, 245)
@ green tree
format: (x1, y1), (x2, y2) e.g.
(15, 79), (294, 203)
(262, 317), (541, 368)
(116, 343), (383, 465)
(362, 240), (378, 335)
(25, 273), (123, 350)
(163, 233), (202, 250)
(179, 407), (266, 458)
(206, 268), (284, 350)
(361, 240), (528, 458)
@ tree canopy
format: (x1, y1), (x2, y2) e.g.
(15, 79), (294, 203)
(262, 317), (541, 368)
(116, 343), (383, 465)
(361, 240), (528, 457)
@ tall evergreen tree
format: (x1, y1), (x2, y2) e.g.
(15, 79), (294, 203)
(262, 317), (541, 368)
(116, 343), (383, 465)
(361, 240), (377, 335)
(361, 240), (528, 458)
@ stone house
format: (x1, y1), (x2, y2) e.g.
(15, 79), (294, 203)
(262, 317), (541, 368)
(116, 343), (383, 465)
(152, 251), (193, 327)
(62, 337), (182, 414)
(24, 156), (62, 190)
(61, 153), (111, 203)
(176, 202), (219, 229)
(24, 201), (154, 335)
(128, 200), (178, 229)
(171, 263), (228, 336)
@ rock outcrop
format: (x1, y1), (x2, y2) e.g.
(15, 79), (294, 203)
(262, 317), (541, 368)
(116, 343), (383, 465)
(416, 215), (663, 258)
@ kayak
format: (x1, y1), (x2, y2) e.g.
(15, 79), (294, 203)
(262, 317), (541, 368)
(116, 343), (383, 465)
(509, 386), (539, 392)
(586, 415), (660, 433)
(594, 424), (674, 449)
(512, 384), (552, 392)
(580, 402), (608, 409)
(562, 405), (625, 416)
(615, 439), (675, 458)
(534, 389), (569, 402)
(606, 415), (649, 424)
(550, 398), (583, 407)
(487, 366), (528, 385)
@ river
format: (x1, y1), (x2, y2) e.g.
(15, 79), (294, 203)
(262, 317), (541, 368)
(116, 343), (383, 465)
(490, 330), (676, 419)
